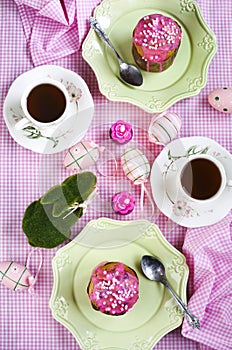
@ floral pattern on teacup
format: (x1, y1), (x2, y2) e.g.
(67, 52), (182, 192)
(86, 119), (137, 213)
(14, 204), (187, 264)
(163, 145), (227, 219)
(48, 75), (83, 106)
(172, 200), (195, 217)
(163, 145), (209, 177)
(172, 199), (214, 218)
(162, 144), (220, 218)
(66, 82), (82, 103)
(10, 109), (73, 148)
(163, 145), (210, 206)
(22, 125), (73, 148)
(9, 77), (82, 148)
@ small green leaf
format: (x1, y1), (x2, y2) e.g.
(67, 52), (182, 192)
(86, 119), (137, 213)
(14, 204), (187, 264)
(23, 126), (41, 138)
(167, 150), (172, 160)
(200, 146), (209, 154)
(186, 146), (197, 155)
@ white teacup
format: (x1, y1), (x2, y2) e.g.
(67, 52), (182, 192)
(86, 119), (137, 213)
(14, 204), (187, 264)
(175, 154), (232, 203)
(15, 78), (70, 136)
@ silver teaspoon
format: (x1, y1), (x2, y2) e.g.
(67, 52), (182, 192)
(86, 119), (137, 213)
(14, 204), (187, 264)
(141, 255), (200, 329)
(89, 17), (143, 87)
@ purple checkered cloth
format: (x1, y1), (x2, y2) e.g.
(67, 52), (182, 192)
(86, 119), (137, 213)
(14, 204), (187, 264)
(0, 1), (231, 350)
(182, 212), (232, 349)
(13, 0), (101, 66)
(14, 0), (78, 66)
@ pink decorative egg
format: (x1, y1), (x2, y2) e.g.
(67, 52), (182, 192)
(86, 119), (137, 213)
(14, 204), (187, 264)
(121, 148), (150, 184)
(0, 261), (34, 292)
(64, 140), (103, 171)
(148, 111), (181, 145)
(208, 87), (232, 113)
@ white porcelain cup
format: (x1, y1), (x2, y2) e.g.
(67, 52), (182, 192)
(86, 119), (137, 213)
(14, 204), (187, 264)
(15, 78), (70, 136)
(175, 154), (232, 203)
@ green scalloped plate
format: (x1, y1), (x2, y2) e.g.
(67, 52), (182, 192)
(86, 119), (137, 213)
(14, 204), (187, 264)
(50, 218), (189, 350)
(82, 0), (217, 113)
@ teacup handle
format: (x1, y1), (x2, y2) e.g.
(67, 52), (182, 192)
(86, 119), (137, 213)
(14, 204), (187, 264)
(15, 117), (31, 131)
(227, 179), (232, 187)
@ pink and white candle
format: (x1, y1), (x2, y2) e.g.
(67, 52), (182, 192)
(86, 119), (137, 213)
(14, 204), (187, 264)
(112, 191), (135, 215)
(110, 120), (133, 144)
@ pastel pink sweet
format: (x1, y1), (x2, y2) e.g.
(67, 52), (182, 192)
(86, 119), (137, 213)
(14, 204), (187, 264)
(121, 148), (150, 184)
(110, 120), (133, 144)
(208, 87), (232, 113)
(133, 14), (182, 63)
(0, 261), (33, 292)
(64, 140), (101, 171)
(148, 111), (181, 145)
(112, 191), (135, 215)
(89, 262), (139, 315)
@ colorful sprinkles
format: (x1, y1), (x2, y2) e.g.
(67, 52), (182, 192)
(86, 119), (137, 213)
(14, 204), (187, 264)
(133, 14), (182, 63)
(132, 14), (183, 72)
(87, 262), (139, 316)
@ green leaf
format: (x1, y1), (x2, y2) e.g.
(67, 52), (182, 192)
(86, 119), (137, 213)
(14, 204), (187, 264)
(200, 146), (209, 154)
(22, 171), (97, 248)
(23, 126), (41, 138)
(186, 146), (197, 155)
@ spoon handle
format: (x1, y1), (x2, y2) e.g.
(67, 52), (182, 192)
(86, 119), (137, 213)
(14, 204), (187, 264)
(163, 279), (200, 329)
(89, 17), (123, 63)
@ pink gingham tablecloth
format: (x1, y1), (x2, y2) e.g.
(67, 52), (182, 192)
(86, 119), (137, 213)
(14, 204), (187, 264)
(181, 212), (232, 350)
(0, 1), (231, 350)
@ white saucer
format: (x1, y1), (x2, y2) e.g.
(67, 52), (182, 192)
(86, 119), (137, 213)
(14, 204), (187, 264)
(150, 137), (232, 228)
(3, 65), (94, 154)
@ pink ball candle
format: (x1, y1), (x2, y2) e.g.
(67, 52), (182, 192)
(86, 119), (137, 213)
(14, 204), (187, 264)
(112, 191), (135, 215)
(110, 120), (133, 144)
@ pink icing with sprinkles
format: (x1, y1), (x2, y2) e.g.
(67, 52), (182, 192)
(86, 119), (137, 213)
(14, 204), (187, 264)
(133, 14), (182, 64)
(88, 262), (139, 315)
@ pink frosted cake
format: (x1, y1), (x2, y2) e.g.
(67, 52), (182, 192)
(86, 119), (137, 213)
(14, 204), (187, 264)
(87, 262), (139, 316)
(132, 14), (183, 72)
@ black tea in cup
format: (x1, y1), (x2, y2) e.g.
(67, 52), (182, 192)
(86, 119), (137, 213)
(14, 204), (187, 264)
(181, 158), (222, 200)
(26, 83), (67, 123)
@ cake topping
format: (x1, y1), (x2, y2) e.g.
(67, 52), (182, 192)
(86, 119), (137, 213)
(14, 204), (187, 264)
(88, 262), (139, 315)
(133, 14), (182, 62)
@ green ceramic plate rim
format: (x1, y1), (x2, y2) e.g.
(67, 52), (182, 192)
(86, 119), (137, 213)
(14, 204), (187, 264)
(82, 0), (217, 113)
(49, 218), (189, 350)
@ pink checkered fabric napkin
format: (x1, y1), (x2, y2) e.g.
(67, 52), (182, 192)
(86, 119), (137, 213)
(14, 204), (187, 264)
(76, 0), (101, 47)
(14, 0), (78, 66)
(181, 211), (232, 350)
